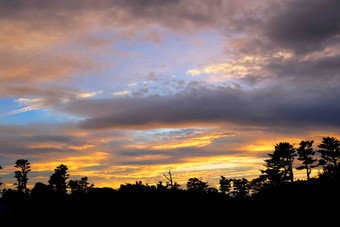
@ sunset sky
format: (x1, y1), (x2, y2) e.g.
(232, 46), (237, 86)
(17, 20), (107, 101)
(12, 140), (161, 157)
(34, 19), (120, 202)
(1, 0), (340, 189)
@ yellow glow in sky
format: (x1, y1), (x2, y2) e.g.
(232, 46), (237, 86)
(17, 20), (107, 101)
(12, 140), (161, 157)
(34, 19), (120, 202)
(127, 132), (231, 150)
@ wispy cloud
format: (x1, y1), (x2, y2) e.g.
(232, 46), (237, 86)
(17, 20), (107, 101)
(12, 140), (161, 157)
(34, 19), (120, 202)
(152, 132), (231, 150)
(2, 90), (104, 117)
(78, 90), (103, 98)
(112, 90), (131, 96)
(186, 51), (294, 82)
(3, 98), (46, 117)
(186, 69), (201, 76)
(128, 83), (137, 87)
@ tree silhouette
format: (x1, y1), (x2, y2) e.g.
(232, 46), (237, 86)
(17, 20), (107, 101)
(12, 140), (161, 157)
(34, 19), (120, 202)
(231, 178), (250, 198)
(261, 163), (282, 184)
(219, 176), (232, 195)
(206, 187), (218, 194)
(69, 177), (94, 194)
(297, 140), (317, 180)
(317, 137), (340, 175)
(156, 181), (167, 190)
(162, 170), (180, 190)
(49, 164), (69, 195)
(119, 181), (158, 193)
(250, 175), (268, 194)
(14, 159), (31, 193)
(261, 142), (296, 183)
(187, 178), (209, 192)
(30, 182), (54, 199)
(0, 164), (3, 188)
(163, 170), (173, 187)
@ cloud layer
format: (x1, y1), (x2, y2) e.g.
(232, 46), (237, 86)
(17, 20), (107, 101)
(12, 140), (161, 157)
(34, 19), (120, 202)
(61, 79), (339, 131)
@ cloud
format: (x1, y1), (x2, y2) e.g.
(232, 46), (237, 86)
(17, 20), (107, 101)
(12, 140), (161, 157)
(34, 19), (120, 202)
(2, 0), (339, 132)
(0, 51), (97, 90)
(187, 52), (294, 82)
(265, 0), (340, 54)
(78, 90), (103, 99)
(55, 78), (340, 131)
(186, 69), (201, 76)
(0, 0), (276, 100)
(128, 83), (137, 87)
(112, 90), (131, 96)
(2, 98), (46, 116)
(1, 89), (105, 117)
(151, 134), (227, 150)
(126, 131), (232, 150)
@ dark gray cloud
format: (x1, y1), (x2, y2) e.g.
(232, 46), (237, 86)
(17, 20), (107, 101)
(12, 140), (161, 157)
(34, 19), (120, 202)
(0, 139), (69, 155)
(0, 124), (90, 155)
(265, 53), (340, 83)
(118, 146), (240, 166)
(59, 78), (340, 131)
(0, 0), (271, 33)
(265, 0), (340, 53)
(21, 135), (85, 145)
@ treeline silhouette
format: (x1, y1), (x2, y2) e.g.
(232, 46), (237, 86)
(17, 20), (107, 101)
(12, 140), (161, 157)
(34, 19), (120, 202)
(0, 136), (340, 224)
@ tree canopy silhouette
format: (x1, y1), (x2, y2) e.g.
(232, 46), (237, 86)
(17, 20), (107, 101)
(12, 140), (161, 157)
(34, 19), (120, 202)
(14, 159), (31, 193)
(49, 164), (69, 195)
(318, 137), (340, 176)
(261, 142), (296, 183)
(231, 178), (250, 198)
(187, 178), (209, 192)
(69, 177), (94, 194)
(297, 140), (317, 180)
(0, 164), (2, 188)
(219, 176), (232, 195)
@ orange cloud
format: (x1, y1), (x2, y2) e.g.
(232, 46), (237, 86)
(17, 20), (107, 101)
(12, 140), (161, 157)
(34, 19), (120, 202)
(68, 144), (95, 150)
(151, 132), (231, 150)
(124, 131), (233, 151)
(33, 152), (109, 172)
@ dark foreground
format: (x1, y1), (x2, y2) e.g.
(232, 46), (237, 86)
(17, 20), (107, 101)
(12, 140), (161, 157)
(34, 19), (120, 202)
(1, 177), (339, 225)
